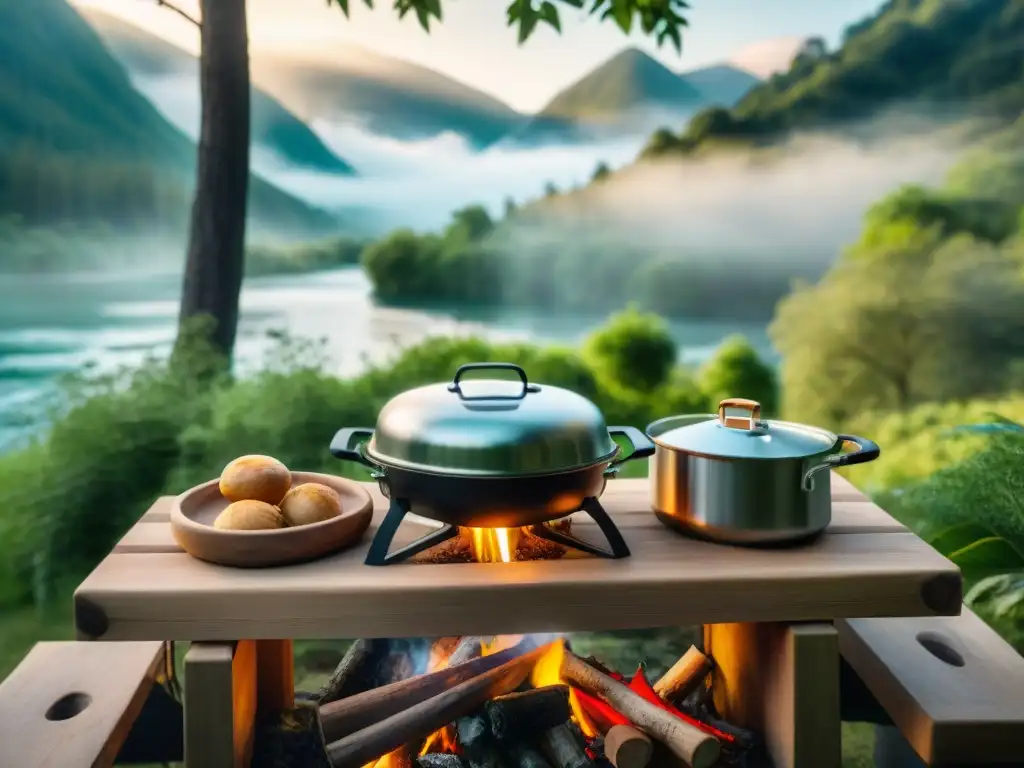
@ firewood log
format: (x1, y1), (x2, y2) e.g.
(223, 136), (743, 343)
(653, 647), (712, 704)
(486, 686), (571, 741)
(560, 650), (720, 768)
(325, 643), (550, 768)
(417, 755), (465, 768)
(318, 639), (380, 705)
(457, 713), (505, 768)
(678, 704), (759, 752)
(449, 636), (487, 667)
(603, 725), (652, 768)
(321, 640), (537, 743)
(538, 723), (593, 768)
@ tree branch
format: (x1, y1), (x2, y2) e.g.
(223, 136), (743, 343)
(156, 0), (202, 29)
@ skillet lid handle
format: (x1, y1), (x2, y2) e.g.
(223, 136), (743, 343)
(718, 398), (762, 431)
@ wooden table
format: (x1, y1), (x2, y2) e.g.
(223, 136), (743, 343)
(73, 473), (962, 768)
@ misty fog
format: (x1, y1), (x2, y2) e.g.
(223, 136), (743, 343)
(513, 126), (958, 271)
(131, 70), (957, 273)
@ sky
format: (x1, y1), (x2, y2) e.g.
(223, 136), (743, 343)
(72, 0), (884, 113)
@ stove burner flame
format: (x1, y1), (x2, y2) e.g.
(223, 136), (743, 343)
(468, 527), (521, 563)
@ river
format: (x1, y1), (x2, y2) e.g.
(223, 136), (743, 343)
(0, 267), (773, 450)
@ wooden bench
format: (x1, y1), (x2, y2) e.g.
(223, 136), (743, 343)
(0, 641), (166, 768)
(837, 607), (1024, 766)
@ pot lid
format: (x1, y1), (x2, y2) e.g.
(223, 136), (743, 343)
(649, 398), (839, 460)
(368, 363), (618, 476)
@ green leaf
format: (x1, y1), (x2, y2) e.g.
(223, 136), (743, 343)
(540, 1), (561, 32)
(518, 8), (539, 43)
(415, 5), (432, 31)
(612, 1), (632, 33)
(928, 522), (998, 557)
(950, 537), (1024, 579)
(329, 0), (352, 16)
(965, 574), (1015, 605)
(990, 588), (1024, 620)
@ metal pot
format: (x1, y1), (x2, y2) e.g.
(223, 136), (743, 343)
(330, 362), (655, 528)
(646, 397), (880, 545)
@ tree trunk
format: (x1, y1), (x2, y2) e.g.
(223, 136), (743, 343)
(175, 0), (250, 363)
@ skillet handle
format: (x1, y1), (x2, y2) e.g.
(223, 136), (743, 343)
(605, 426), (656, 475)
(330, 427), (377, 468)
(801, 433), (881, 492)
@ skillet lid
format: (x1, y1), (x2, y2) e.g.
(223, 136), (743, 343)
(647, 398), (840, 460)
(368, 362), (619, 476)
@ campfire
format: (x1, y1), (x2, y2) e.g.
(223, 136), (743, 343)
(415, 520), (583, 564)
(313, 634), (761, 768)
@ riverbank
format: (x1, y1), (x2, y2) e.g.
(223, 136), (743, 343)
(0, 268), (773, 450)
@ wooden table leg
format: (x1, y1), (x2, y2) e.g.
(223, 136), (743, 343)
(184, 641), (257, 768)
(705, 622), (841, 768)
(255, 639), (295, 719)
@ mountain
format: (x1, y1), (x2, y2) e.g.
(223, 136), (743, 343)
(83, 8), (355, 175)
(541, 48), (704, 120)
(250, 47), (524, 149)
(0, 0), (336, 237)
(681, 65), (761, 107)
(509, 49), (754, 144)
(644, 0), (1024, 156)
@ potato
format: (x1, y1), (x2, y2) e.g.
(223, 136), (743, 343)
(213, 500), (285, 531)
(219, 454), (291, 505)
(279, 483), (343, 527)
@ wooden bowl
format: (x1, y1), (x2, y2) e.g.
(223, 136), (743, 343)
(171, 471), (373, 567)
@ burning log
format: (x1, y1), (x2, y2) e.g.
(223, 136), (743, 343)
(317, 639), (421, 706)
(321, 641), (537, 743)
(449, 636), (487, 666)
(678, 705), (760, 753)
(538, 723), (593, 768)
(318, 639), (379, 704)
(653, 647), (712, 705)
(457, 713), (505, 768)
(504, 745), (554, 768)
(603, 726), (652, 768)
(417, 755), (465, 768)
(486, 686), (572, 742)
(325, 643), (550, 768)
(560, 650), (721, 768)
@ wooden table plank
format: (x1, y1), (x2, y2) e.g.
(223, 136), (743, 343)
(76, 493), (956, 642)
(837, 609), (1024, 764)
(0, 641), (165, 768)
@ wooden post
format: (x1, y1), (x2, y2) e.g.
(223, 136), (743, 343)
(184, 641), (257, 768)
(256, 639), (295, 718)
(705, 622), (841, 768)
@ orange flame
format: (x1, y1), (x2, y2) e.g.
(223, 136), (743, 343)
(469, 528), (520, 563)
(527, 638), (601, 738)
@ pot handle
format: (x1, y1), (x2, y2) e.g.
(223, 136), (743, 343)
(330, 427), (377, 469)
(605, 426), (657, 475)
(718, 398), (763, 430)
(801, 433), (881, 492)
(448, 362), (542, 401)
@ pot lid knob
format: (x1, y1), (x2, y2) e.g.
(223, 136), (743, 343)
(718, 398), (762, 431)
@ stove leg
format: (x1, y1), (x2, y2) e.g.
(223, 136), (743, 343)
(364, 498), (459, 566)
(527, 497), (631, 559)
(705, 622), (841, 768)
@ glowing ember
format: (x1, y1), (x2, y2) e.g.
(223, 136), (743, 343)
(469, 527), (521, 563)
